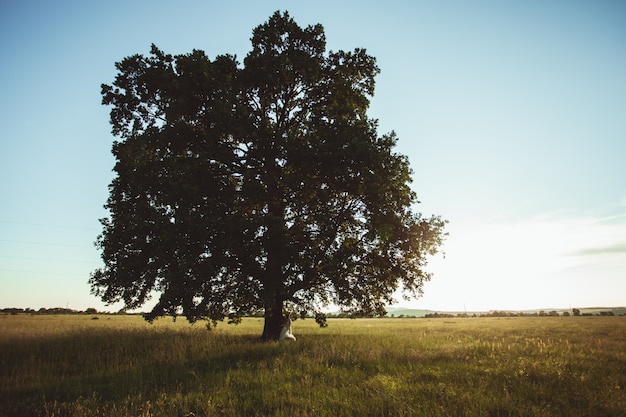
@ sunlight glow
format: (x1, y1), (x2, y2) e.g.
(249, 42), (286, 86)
(410, 211), (626, 312)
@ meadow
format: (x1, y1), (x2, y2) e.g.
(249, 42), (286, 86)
(0, 314), (624, 417)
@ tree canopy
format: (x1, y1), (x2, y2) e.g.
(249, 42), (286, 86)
(91, 11), (446, 339)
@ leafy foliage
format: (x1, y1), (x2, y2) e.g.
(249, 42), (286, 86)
(91, 11), (446, 336)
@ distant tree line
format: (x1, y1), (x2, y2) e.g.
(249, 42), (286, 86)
(2, 307), (622, 318)
(0, 307), (131, 315)
(423, 309), (621, 318)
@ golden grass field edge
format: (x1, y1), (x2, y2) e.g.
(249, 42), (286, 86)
(1, 315), (624, 417)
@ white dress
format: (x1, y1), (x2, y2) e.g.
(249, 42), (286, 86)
(279, 317), (296, 341)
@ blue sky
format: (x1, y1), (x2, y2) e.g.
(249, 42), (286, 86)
(1, 0), (624, 312)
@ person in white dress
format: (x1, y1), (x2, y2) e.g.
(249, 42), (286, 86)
(279, 314), (296, 341)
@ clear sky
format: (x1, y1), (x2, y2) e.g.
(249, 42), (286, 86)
(1, 0), (624, 312)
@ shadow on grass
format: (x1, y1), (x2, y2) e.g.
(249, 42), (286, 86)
(0, 328), (288, 416)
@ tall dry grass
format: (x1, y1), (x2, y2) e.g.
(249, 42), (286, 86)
(1, 314), (624, 416)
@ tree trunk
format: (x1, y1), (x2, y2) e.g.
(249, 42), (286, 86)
(260, 187), (287, 341)
(261, 296), (283, 341)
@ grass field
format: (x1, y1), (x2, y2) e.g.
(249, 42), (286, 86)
(1, 314), (624, 417)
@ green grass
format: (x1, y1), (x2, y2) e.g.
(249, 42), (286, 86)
(1, 315), (624, 416)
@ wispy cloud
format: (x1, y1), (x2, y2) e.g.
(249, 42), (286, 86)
(417, 205), (626, 311)
(573, 242), (626, 256)
(558, 210), (626, 266)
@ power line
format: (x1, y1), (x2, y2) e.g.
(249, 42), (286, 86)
(0, 255), (100, 265)
(0, 239), (93, 249)
(0, 220), (99, 231)
(0, 269), (94, 277)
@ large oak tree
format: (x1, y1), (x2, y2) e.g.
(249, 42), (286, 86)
(91, 11), (446, 340)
